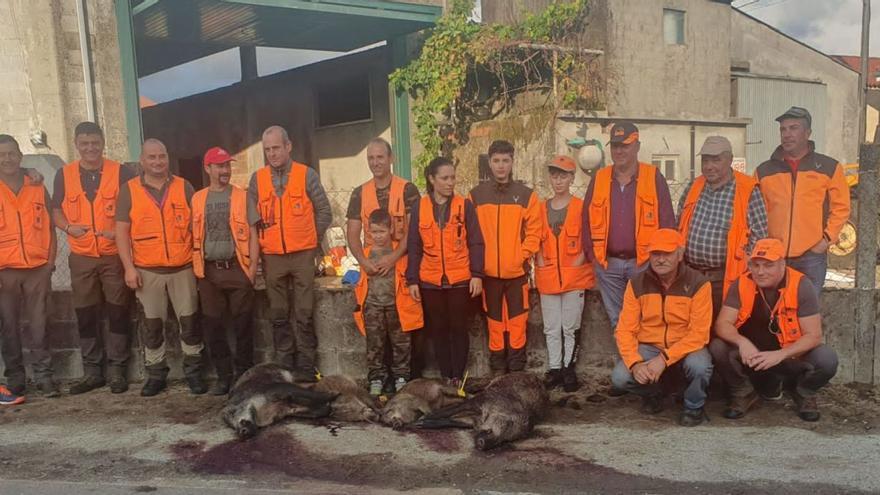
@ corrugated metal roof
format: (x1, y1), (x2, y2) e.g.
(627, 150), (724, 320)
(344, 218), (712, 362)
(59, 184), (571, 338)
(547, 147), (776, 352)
(133, 0), (440, 75)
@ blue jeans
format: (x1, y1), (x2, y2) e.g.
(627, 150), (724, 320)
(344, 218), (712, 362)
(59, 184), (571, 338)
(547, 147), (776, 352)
(786, 251), (827, 297)
(611, 344), (713, 410)
(593, 257), (647, 329)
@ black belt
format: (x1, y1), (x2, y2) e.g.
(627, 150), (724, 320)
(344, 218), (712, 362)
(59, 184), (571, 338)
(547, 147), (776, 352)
(208, 258), (237, 270)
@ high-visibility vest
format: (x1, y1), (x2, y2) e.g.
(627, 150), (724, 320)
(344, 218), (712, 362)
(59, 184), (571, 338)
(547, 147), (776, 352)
(734, 267), (804, 348)
(361, 176), (407, 247)
(416, 194), (471, 286)
(60, 159), (121, 257)
(588, 163), (659, 268)
(352, 244), (424, 335)
(128, 176), (193, 268)
(0, 176), (50, 269)
(679, 171), (758, 299)
(535, 197), (594, 294)
(255, 162), (317, 255)
(191, 185), (251, 278)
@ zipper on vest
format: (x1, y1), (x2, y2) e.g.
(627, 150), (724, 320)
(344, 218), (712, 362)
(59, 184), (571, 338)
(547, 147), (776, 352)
(159, 205), (171, 262)
(439, 210), (447, 283)
(16, 211), (28, 265)
(661, 290), (669, 349)
(555, 231), (563, 289)
(279, 197), (287, 253)
(89, 194), (98, 255)
(785, 172), (796, 257)
(495, 202), (501, 276)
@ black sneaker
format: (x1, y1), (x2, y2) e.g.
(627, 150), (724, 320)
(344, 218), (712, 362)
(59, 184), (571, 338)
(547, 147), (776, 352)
(641, 395), (664, 415)
(679, 407), (706, 427)
(186, 376), (208, 395)
(38, 380), (61, 398)
(69, 376), (106, 395)
(562, 368), (580, 393)
(141, 379), (167, 397)
(543, 369), (564, 389)
(109, 376), (129, 394)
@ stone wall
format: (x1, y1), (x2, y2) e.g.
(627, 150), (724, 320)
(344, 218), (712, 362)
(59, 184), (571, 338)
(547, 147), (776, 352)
(13, 281), (868, 385)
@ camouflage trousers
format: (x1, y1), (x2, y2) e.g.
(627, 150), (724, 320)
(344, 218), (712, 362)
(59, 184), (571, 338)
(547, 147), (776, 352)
(364, 303), (411, 382)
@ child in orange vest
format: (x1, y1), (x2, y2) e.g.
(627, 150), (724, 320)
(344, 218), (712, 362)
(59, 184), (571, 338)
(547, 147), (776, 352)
(353, 209), (424, 396)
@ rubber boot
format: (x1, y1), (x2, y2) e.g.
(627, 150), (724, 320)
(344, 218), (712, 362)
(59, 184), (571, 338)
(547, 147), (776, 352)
(141, 361), (169, 397)
(183, 353), (207, 395)
(489, 350), (507, 377)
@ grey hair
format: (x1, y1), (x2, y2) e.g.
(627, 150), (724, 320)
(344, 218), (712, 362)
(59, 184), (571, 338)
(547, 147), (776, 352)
(140, 138), (167, 156)
(263, 125), (291, 144)
(367, 137), (392, 155)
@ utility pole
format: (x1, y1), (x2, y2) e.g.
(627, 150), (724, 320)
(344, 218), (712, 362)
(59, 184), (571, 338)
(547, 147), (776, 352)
(858, 0), (871, 145)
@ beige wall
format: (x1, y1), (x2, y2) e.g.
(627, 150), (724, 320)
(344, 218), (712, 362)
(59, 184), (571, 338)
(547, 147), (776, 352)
(730, 10), (860, 163)
(0, 0), (127, 161)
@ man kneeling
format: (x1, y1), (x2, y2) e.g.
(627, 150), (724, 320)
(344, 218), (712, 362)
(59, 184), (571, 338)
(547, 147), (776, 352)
(712, 238), (837, 422)
(611, 229), (713, 426)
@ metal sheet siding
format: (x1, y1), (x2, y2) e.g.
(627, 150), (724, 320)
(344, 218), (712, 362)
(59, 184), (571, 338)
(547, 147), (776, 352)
(734, 76), (827, 172)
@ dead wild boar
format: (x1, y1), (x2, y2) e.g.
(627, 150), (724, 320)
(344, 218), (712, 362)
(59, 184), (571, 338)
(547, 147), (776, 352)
(416, 372), (549, 450)
(380, 378), (464, 430)
(221, 363), (336, 439)
(312, 375), (381, 423)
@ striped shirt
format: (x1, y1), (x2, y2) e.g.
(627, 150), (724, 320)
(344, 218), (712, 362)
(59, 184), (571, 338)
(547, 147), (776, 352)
(677, 179), (769, 271)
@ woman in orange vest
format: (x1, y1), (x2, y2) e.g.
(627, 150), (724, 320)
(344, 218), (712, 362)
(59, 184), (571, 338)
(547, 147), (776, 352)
(535, 156), (594, 392)
(406, 157), (484, 386)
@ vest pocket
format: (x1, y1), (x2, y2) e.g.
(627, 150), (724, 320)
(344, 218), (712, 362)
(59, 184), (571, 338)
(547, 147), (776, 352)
(32, 203), (44, 230)
(66, 195), (81, 222)
(101, 189), (117, 217)
(565, 223), (581, 255)
(287, 188), (305, 216)
(639, 197), (656, 226)
(234, 221), (249, 241)
(419, 221), (434, 248)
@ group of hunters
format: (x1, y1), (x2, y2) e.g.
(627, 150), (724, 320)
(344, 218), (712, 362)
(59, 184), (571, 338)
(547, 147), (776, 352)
(0, 104), (849, 426)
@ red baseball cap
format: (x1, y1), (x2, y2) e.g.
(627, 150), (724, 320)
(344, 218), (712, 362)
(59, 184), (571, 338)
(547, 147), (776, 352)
(203, 147), (234, 166)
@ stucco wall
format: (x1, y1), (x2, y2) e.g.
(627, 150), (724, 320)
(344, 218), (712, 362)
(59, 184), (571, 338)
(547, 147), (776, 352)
(730, 10), (860, 163)
(0, 0), (128, 161)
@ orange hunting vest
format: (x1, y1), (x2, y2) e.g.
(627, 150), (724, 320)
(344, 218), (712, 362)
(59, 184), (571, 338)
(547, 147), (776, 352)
(0, 176), (50, 269)
(361, 176), (407, 247)
(417, 194), (471, 287)
(353, 244), (424, 335)
(535, 197), (594, 294)
(734, 267), (804, 348)
(128, 177), (192, 268)
(588, 163), (660, 268)
(191, 185), (251, 278)
(61, 159), (121, 257)
(678, 171), (758, 300)
(255, 162), (317, 255)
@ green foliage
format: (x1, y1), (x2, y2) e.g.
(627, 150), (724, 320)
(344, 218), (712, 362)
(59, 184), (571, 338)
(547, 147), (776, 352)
(390, 0), (595, 183)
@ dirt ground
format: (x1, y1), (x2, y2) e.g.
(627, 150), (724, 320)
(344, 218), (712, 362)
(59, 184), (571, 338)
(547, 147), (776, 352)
(0, 373), (878, 494)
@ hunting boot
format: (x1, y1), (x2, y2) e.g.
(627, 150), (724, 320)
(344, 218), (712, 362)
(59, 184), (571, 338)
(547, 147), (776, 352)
(203, 316), (232, 396)
(210, 355), (233, 396)
(791, 390), (820, 422)
(722, 383), (758, 420)
(507, 347), (527, 373)
(562, 364), (580, 393)
(141, 361), (169, 397)
(543, 369), (564, 389)
(489, 350), (508, 378)
(183, 353), (207, 395)
(107, 365), (128, 394)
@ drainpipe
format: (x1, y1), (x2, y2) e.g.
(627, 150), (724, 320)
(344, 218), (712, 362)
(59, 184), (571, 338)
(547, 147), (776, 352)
(76, 0), (98, 122)
(689, 125), (696, 180)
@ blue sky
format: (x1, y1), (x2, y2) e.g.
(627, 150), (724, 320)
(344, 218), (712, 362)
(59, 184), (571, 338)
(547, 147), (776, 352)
(138, 0), (877, 104)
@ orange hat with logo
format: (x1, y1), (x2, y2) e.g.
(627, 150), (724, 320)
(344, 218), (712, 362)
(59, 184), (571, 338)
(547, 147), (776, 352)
(750, 238), (785, 261)
(648, 228), (684, 253)
(547, 155), (577, 173)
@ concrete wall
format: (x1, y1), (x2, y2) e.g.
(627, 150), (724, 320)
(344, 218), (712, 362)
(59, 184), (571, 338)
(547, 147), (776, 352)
(0, 0), (128, 161)
(730, 10), (860, 163)
(141, 46), (392, 202)
(7, 284), (870, 385)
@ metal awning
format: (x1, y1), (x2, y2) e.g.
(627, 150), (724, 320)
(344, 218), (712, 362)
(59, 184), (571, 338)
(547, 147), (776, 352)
(132, 0), (441, 75)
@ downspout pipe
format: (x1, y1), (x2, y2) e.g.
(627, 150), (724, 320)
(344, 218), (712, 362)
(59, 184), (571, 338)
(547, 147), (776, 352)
(76, 0), (98, 122)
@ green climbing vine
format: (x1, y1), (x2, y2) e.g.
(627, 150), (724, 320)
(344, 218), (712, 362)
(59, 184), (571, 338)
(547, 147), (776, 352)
(390, 0), (600, 183)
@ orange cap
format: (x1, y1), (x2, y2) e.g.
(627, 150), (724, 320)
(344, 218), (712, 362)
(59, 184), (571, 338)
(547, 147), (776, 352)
(547, 155), (577, 172)
(750, 238), (785, 261)
(647, 228), (684, 253)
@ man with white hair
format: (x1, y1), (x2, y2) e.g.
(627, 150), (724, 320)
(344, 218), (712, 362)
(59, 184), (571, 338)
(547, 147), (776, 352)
(611, 229), (713, 426)
(247, 126), (332, 382)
